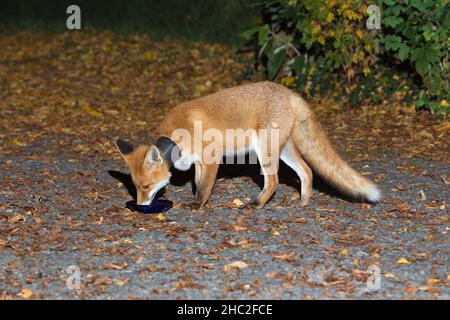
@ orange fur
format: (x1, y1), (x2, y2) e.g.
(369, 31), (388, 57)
(116, 81), (381, 207)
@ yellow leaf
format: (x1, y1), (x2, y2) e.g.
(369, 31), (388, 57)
(20, 288), (33, 299)
(356, 29), (364, 39)
(80, 103), (101, 117)
(113, 279), (129, 286)
(232, 198), (244, 207)
(135, 120), (147, 126)
(325, 12), (334, 23)
(281, 76), (295, 87)
(396, 257), (411, 264)
(426, 278), (441, 285)
(191, 49), (201, 58)
(11, 139), (27, 147)
(317, 36), (325, 45)
(143, 50), (157, 60)
(435, 121), (450, 132)
(340, 249), (349, 255)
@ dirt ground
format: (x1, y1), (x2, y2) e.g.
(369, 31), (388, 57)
(0, 31), (448, 299)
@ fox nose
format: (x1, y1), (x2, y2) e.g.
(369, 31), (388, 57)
(137, 198), (151, 205)
(137, 192), (152, 205)
(136, 193), (146, 205)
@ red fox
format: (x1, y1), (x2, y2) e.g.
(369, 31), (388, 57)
(115, 81), (381, 208)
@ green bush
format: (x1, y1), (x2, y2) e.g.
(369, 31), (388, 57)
(243, 0), (449, 116)
(380, 0), (449, 115)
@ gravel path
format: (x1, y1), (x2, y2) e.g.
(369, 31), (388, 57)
(0, 137), (448, 299)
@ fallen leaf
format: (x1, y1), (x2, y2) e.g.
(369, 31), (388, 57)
(224, 261), (248, 271)
(291, 192), (300, 201)
(426, 278), (441, 285)
(154, 213), (166, 221)
(20, 288), (33, 299)
(396, 257), (411, 264)
(103, 262), (128, 270)
(135, 256), (144, 264)
(266, 272), (291, 280)
(405, 286), (417, 295)
(272, 252), (295, 261)
(292, 217), (307, 224)
(113, 279), (129, 286)
(419, 189), (426, 201)
(8, 214), (26, 223)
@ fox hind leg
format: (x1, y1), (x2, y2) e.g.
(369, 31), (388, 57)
(280, 140), (313, 206)
(194, 162), (202, 197)
(253, 138), (280, 208)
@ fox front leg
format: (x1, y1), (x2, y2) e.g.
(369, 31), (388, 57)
(187, 162), (219, 209)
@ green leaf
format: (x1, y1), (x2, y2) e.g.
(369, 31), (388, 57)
(415, 57), (429, 76)
(427, 72), (441, 94)
(415, 90), (428, 107)
(267, 46), (287, 80)
(384, 5), (403, 16)
(290, 55), (305, 76)
(258, 26), (269, 46)
(410, 0), (426, 12)
(403, 27), (416, 40)
(241, 26), (264, 39)
(410, 47), (424, 62)
(384, 35), (402, 51)
(424, 47), (439, 63)
(384, 16), (403, 27)
(398, 44), (409, 61)
(441, 9), (450, 29)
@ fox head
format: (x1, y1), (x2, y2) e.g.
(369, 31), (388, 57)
(115, 139), (171, 205)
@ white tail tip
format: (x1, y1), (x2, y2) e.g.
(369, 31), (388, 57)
(365, 184), (382, 202)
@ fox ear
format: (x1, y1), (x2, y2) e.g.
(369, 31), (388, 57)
(145, 146), (163, 165)
(115, 139), (135, 158)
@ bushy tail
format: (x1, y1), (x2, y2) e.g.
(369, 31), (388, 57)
(292, 113), (381, 202)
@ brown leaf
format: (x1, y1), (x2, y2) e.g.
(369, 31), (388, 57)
(224, 261), (248, 271)
(102, 262), (128, 270)
(272, 252), (295, 262)
(292, 217), (307, 224)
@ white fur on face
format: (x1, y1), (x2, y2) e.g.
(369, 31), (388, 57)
(140, 177), (170, 205)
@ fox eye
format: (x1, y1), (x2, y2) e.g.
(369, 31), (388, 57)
(142, 184), (150, 190)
